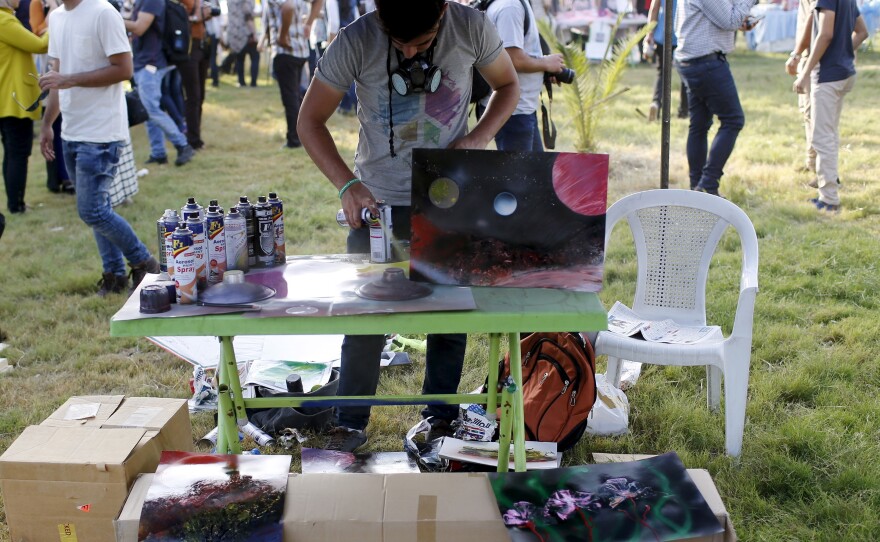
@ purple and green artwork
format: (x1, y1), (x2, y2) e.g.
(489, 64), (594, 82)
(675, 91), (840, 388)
(410, 149), (608, 292)
(487, 452), (723, 542)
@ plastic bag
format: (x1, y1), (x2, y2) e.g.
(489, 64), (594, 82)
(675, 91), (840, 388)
(585, 374), (630, 436)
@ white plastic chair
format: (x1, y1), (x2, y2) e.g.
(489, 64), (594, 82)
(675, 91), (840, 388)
(596, 190), (759, 457)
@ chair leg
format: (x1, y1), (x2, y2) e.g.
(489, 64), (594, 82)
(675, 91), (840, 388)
(706, 365), (722, 411)
(606, 356), (623, 387)
(722, 362), (749, 457)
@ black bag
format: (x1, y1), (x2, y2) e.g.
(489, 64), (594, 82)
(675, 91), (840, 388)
(247, 369), (340, 434)
(125, 88), (149, 127)
(162, 0), (192, 64)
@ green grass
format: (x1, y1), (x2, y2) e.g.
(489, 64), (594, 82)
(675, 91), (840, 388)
(2, 41), (880, 540)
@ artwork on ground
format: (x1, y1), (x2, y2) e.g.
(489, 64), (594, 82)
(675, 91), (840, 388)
(438, 437), (560, 470)
(487, 451), (723, 542)
(300, 448), (420, 474)
(138, 451), (291, 541)
(410, 149), (608, 292)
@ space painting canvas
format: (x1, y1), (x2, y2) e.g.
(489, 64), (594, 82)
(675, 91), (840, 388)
(410, 149), (607, 292)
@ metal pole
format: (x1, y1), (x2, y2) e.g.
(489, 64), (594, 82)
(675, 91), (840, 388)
(660, 0), (675, 189)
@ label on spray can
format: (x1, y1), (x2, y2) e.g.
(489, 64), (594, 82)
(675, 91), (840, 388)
(206, 206), (226, 285)
(336, 204), (394, 263)
(224, 207), (249, 272)
(268, 192), (285, 266)
(254, 196), (275, 267)
(172, 225), (197, 304)
(237, 196), (256, 267)
(185, 212), (207, 290)
(156, 209), (179, 274)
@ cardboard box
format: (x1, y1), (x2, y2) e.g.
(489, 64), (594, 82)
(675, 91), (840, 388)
(114, 473), (153, 542)
(41, 395), (125, 428)
(101, 397), (192, 454)
(592, 453), (738, 542)
(282, 473), (509, 542)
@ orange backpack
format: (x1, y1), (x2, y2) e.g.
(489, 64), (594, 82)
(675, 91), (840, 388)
(497, 332), (597, 452)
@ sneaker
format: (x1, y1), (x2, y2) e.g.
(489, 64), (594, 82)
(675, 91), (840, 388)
(647, 102), (659, 122)
(129, 256), (160, 293)
(175, 145), (195, 166)
(145, 155), (168, 165)
(324, 426), (367, 452)
(694, 185), (726, 198)
(809, 198), (840, 213)
(426, 419), (457, 442)
(97, 272), (128, 297)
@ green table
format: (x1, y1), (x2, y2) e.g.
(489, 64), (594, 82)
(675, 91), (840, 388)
(111, 285), (606, 472)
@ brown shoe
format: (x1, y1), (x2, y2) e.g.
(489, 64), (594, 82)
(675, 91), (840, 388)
(129, 256), (160, 294)
(97, 273), (129, 297)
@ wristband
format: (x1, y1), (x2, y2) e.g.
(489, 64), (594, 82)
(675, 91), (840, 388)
(789, 51), (801, 60)
(338, 178), (361, 199)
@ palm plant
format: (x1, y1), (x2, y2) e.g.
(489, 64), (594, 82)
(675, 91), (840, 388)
(540, 16), (654, 152)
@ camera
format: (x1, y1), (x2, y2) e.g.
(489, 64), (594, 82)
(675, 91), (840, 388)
(547, 67), (575, 85)
(210, 6), (221, 16)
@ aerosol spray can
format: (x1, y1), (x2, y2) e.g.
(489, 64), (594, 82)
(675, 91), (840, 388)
(253, 196), (275, 267)
(205, 205), (226, 285)
(336, 203), (394, 263)
(236, 196), (256, 267)
(241, 421), (276, 447)
(181, 196), (205, 222)
(156, 209), (179, 274)
(185, 212), (207, 290)
(267, 191), (285, 265)
(224, 206), (249, 272)
(171, 224), (197, 304)
(209, 199), (224, 215)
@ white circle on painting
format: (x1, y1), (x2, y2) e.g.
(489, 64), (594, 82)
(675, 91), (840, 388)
(428, 177), (460, 209)
(494, 192), (518, 216)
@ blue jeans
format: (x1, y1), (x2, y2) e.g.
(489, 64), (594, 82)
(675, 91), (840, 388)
(676, 54), (745, 191)
(134, 66), (188, 158)
(62, 140), (151, 276)
(335, 206), (467, 431)
(494, 112), (544, 152)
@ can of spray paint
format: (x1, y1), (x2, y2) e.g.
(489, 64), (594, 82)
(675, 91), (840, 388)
(267, 191), (285, 265)
(181, 196), (204, 222)
(156, 209), (179, 274)
(185, 212), (207, 290)
(335, 203), (394, 263)
(171, 224), (198, 304)
(236, 196), (256, 267)
(253, 196), (275, 267)
(205, 205), (226, 285)
(209, 199), (224, 215)
(224, 206), (249, 272)
(241, 421), (276, 447)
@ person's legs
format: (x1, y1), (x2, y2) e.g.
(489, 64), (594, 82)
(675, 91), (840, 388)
(694, 57), (744, 193)
(63, 140), (152, 276)
(677, 62), (712, 190)
(177, 40), (204, 148)
(207, 35), (220, 87)
(274, 54), (306, 147)
(812, 75), (855, 207)
(797, 57), (816, 171)
(420, 333), (467, 422)
(134, 67), (189, 157)
(196, 44), (210, 144)
(235, 49), (247, 86)
(0, 116), (33, 213)
(494, 113), (542, 152)
(650, 44), (663, 115)
(246, 42), (260, 86)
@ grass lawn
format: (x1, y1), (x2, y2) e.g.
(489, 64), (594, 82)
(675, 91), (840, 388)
(1, 40), (879, 540)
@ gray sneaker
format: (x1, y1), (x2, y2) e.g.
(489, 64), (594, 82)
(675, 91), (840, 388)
(175, 144), (195, 166)
(324, 426), (367, 452)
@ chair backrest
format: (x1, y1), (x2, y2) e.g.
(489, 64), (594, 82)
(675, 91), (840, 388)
(604, 190), (759, 327)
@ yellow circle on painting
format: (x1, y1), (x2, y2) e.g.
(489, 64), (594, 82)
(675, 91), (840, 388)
(428, 177), (460, 209)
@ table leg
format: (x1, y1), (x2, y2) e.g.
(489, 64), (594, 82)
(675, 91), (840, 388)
(220, 336), (249, 427)
(496, 383), (513, 472)
(216, 336), (242, 454)
(508, 332), (527, 472)
(486, 333), (501, 418)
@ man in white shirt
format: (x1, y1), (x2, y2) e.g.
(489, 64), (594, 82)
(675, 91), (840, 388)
(39, 0), (160, 296)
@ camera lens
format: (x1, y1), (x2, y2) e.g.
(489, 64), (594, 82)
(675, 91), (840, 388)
(210, 6), (221, 16)
(556, 67), (575, 85)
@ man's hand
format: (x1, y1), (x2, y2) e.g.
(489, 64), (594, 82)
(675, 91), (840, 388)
(785, 55), (799, 77)
(542, 53), (565, 75)
(447, 132), (491, 150)
(278, 32), (291, 50)
(793, 72), (808, 94)
(40, 124), (55, 161)
(341, 183), (378, 229)
(39, 70), (72, 91)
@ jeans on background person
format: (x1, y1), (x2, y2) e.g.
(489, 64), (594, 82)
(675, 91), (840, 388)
(236, 41), (260, 87)
(207, 34), (221, 87)
(652, 44), (688, 117)
(334, 206), (467, 431)
(274, 54), (307, 147)
(0, 116), (33, 213)
(133, 66), (189, 159)
(494, 113), (543, 152)
(676, 53), (744, 192)
(175, 38), (210, 149)
(62, 140), (152, 276)
(46, 114), (72, 193)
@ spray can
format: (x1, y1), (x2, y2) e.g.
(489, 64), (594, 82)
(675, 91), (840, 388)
(224, 207), (249, 272)
(253, 196), (275, 267)
(205, 205), (226, 285)
(236, 196), (256, 267)
(181, 196), (204, 222)
(209, 199), (224, 216)
(171, 224), (197, 304)
(241, 421), (276, 447)
(336, 203), (394, 263)
(185, 212), (207, 290)
(156, 209), (179, 274)
(267, 191), (285, 265)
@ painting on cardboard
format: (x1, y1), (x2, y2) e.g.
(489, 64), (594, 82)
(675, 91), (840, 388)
(410, 149), (607, 292)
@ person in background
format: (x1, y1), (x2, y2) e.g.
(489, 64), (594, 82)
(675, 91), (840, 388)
(176, 0), (216, 150)
(39, 0), (161, 295)
(298, 0), (518, 452)
(227, 0), (259, 87)
(645, 0), (687, 121)
(333, 0), (359, 115)
(1, 0), (49, 223)
(261, 0), (323, 149)
(674, 0), (754, 196)
(124, 0), (196, 166)
(205, 0), (222, 86)
(785, 0), (817, 176)
(793, 0), (868, 213)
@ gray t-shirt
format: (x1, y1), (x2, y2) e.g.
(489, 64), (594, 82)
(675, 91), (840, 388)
(483, 0), (542, 115)
(315, 2), (503, 206)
